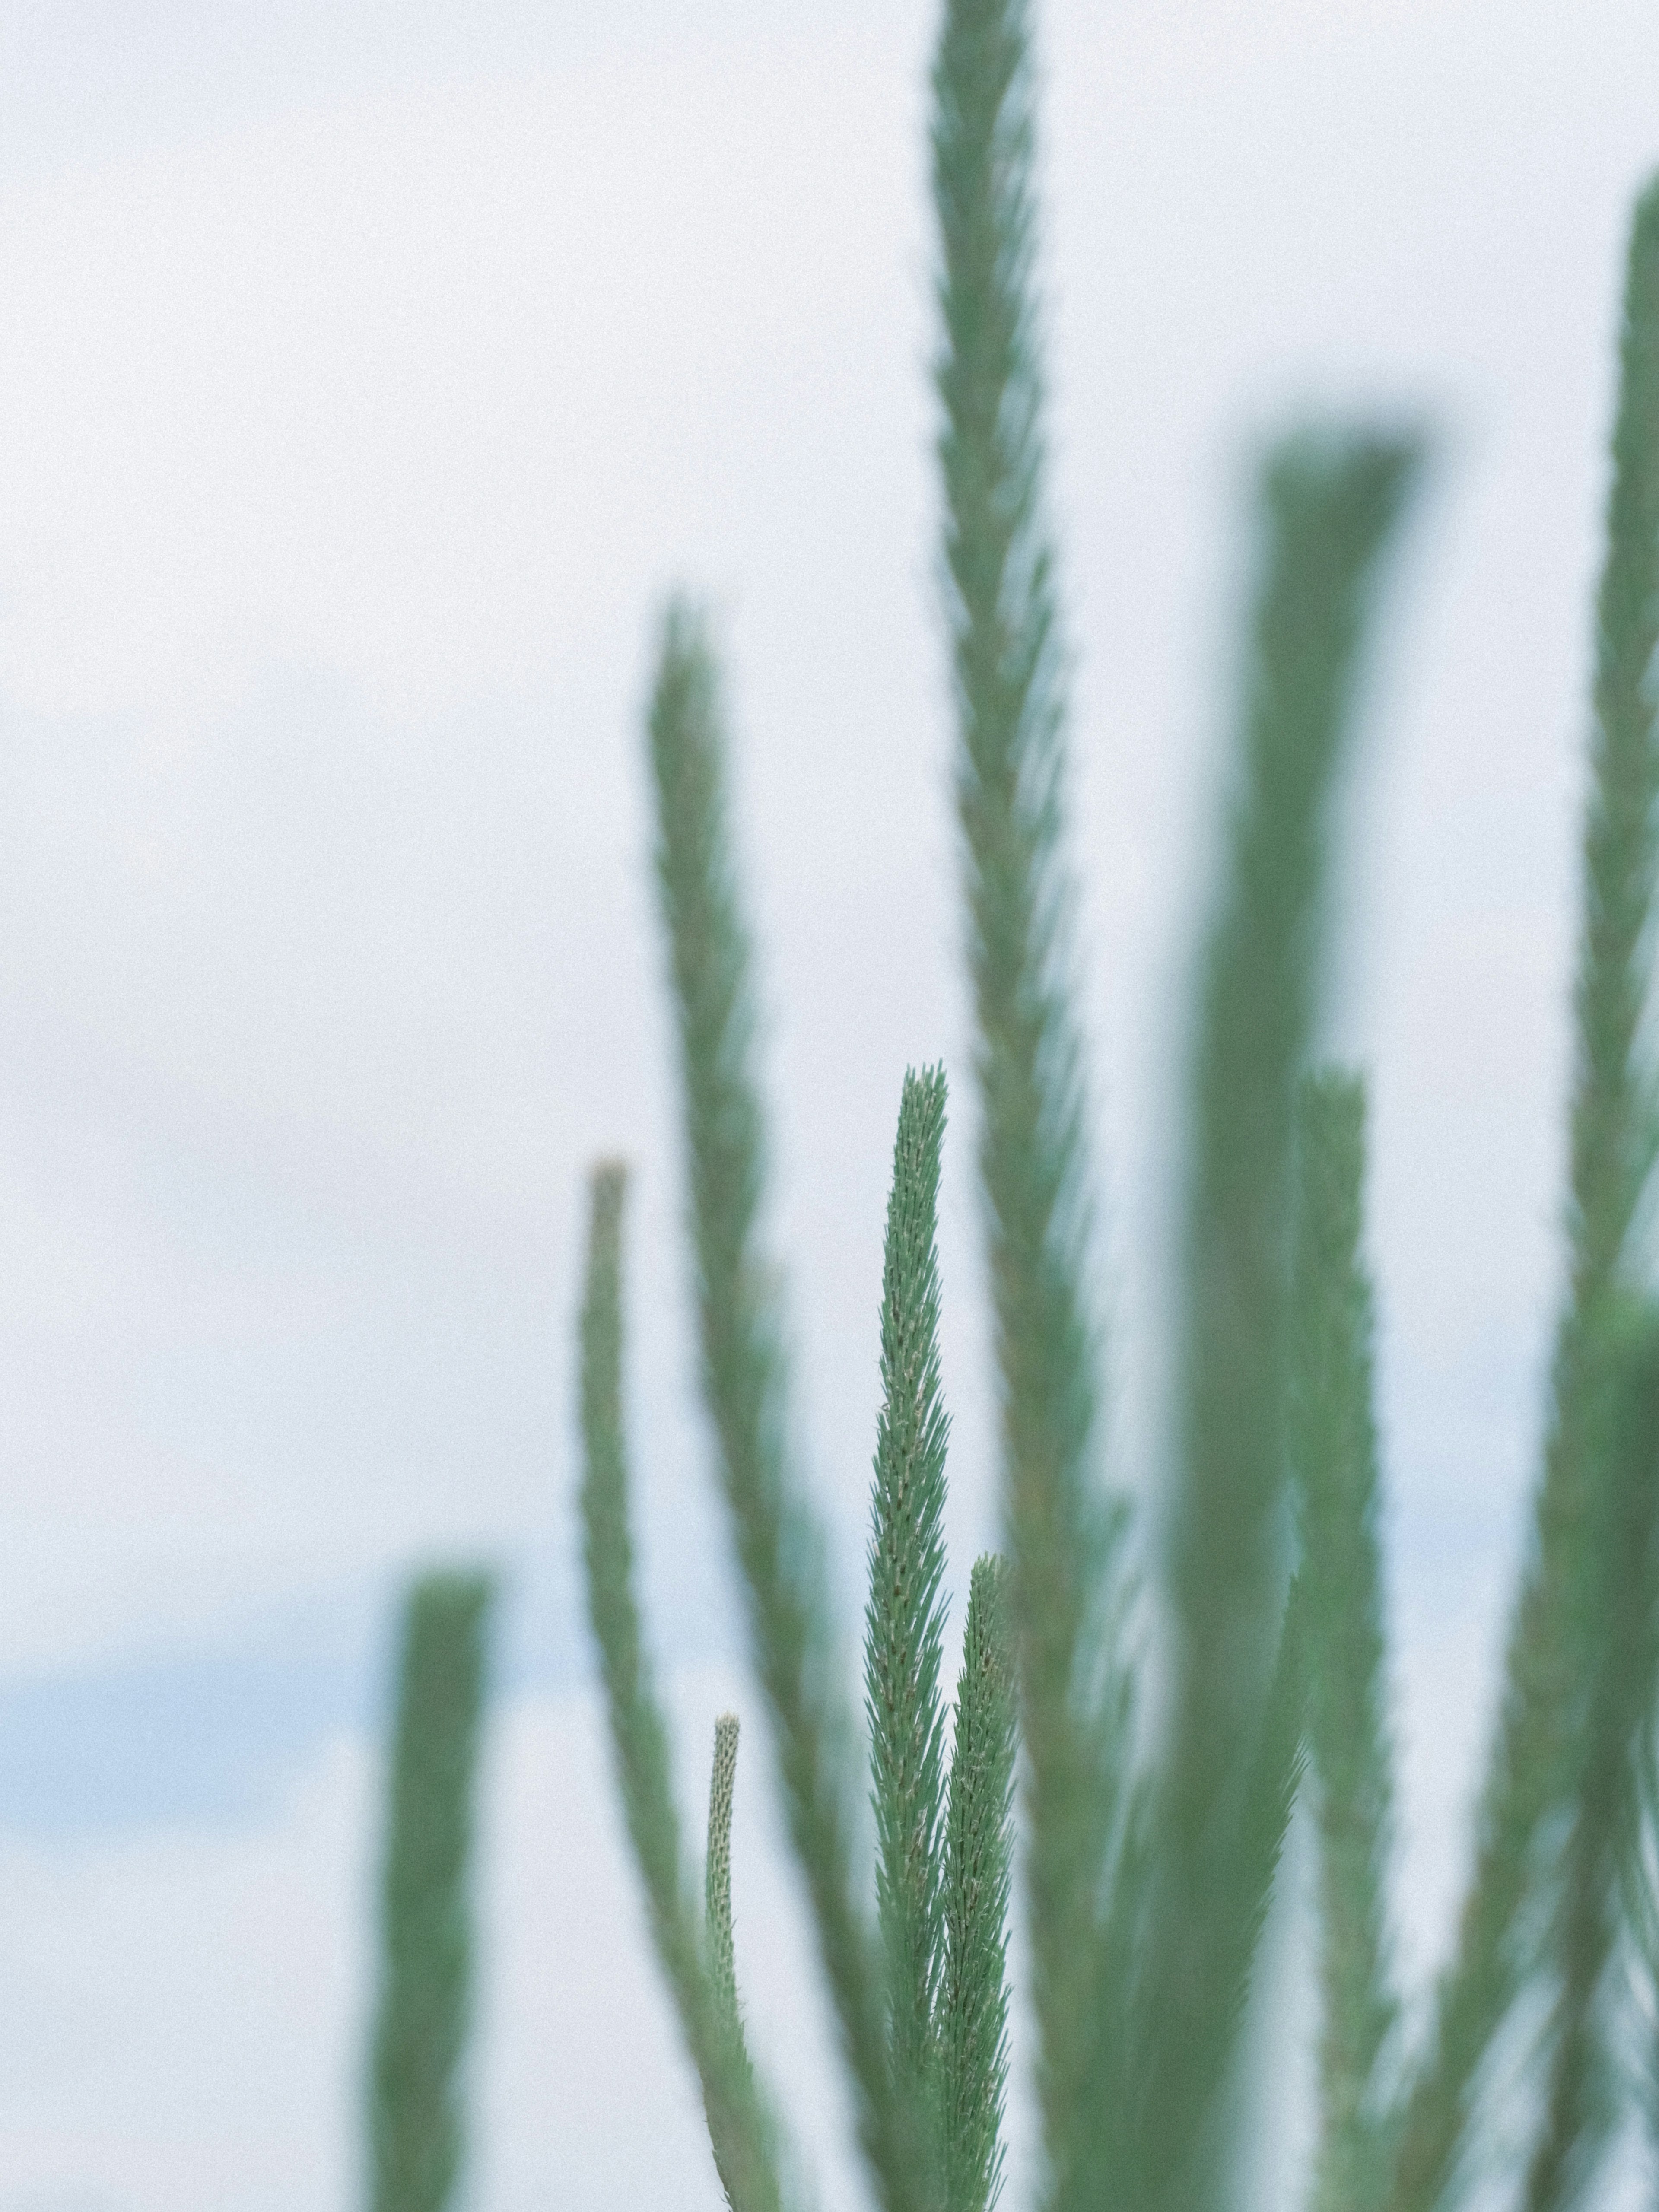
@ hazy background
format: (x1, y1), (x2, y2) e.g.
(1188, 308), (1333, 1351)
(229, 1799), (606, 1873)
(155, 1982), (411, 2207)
(0, 1), (1656, 2206)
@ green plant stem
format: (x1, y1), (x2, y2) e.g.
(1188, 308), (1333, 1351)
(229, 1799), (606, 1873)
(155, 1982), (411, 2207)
(1141, 431), (1421, 2212)
(578, 1163), (782, 2212)
(369, 1569), (494, 2212)
(1524, 1306), (1659, 2212)
(1523, 191), (1659, 2212)
(865, 1066), (952, 2132)
(1293, 1071), (1398, 2212)
(931, 0), (1130, 2196)
(647, 605), (931, 2212)
(942, 1555), (1018, 2212)
(1388, 174), (1659, 2212)
(707, 1712), (744, 2034)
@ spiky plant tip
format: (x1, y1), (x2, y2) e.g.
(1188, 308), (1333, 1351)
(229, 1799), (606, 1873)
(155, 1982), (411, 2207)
(931, 0), (1133, 2200)
(648, 596), (934, 2212)
(866, 1064), (953, 2100)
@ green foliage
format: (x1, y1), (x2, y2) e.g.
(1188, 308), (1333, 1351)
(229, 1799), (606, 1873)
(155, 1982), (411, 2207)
(348, 2), (1659, 2207)
(707, 1712), (744, 2034)
(1292, 1072), (1398, 2212)
(1524, 174), (1659, 2212)
(943, 1556), (1018, 2212)
(1573, 175), (1659, 1291)
(861, 1066), (1021, 2212)
(368, 1570), (494, 2212)
(578, 1163), (782, 2212)
(579, 922), (1021, 2202)
(1138, 432), (1421, 2212)
(865, 1067), (952, 2121)
(647, 602), (934, 2212)
(1386, 173), (1659, 2212)
(1524, 1303), (1659, 2212)
(931, 0), (1131, 2196)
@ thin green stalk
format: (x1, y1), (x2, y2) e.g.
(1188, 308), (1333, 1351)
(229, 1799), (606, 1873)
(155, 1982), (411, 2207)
(1624, 1700), (1659, 2168)
(368, 1570), (494, 2212)
(578, 1164), (783, 2212)
(931, 0), (1130, 2196)
(1557, 175), (1659, 2212)
(1388, 174), (1659, 2212)
(942, 1555), (1018, 2212)
(1293, 1071), (1398, 2212)
(1086, 1577), (1302, 2212)
(708, 1713), (744, 2035)
(1139, 431), (1421, 2212)
(1569, 173), (1659, 1296)
(865, 1066), (952, 2124)
(646, 606), (930, 2212)
(1523, 1304), (1659, 2212)
(1243, 1571), (1310, 1991)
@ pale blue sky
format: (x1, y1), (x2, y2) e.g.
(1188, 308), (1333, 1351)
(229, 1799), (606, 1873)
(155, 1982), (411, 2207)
(0, 2), (1656, 2206)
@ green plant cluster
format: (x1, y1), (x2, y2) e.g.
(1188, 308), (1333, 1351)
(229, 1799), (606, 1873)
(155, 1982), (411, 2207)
(358, 1), (1659, 2209)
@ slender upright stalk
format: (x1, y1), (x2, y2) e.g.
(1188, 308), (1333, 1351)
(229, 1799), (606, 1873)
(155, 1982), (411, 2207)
(707, 1713), (744, 2034)
(1389, 175), (1659, 2212)
(865, 1067), (952, 2125)
(1568, 175), (1659, 1296)
(647, 605), (930, 2212)
(1524, 1305), (1659, 2212)
(1293, 1071), (1398, 2212)
(578, 1165), (783, 2212)
(931, 0), (1129, 2195)
(368, 1570), (494, 2212)
(1522, 177), (1659, 2212)
(942, 1555), (1018, 2212)
(1140, 432), (1421, 2212)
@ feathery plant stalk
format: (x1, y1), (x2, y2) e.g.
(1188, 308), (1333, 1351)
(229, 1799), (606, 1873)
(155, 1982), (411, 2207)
(580, 1021), (1019, 2206)
(1568, 175), (1659, 1295)
(577, 1164), (782, 2212)
(865, 1066), (952, 2122)
(1139, 433), (1421, 2212)
(944, 1555), (1018, 2212)
(1525, 175), (1659, 2212)
(1292, 1071), (1399, 2212)
(369, 1570), (494, 2212)
(646, 607), (932, 2212)
(1523, 1304), (1659, 2212)
(556, 2), (1659, 2207)
(931, 0), (1128, 2196)
(708, 1713), (744, 2031)
(863, 1063), (1020, 2210)
(1388, 174), (1659, 2212)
